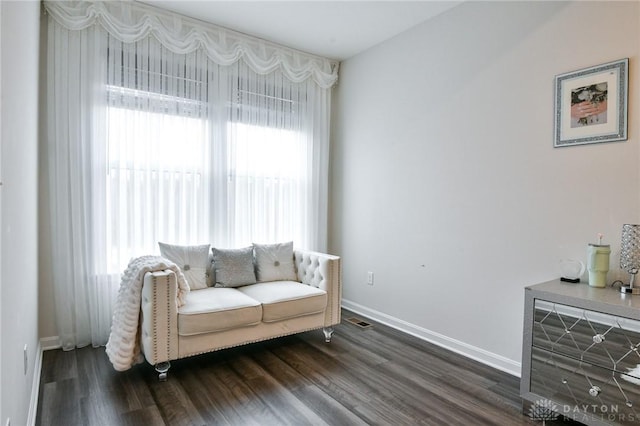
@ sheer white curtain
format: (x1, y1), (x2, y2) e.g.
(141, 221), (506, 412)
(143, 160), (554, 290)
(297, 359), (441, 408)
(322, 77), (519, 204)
(222, 62), (328, 250)
(46, 21), (112, 349)
(45, 0), (335, 348)
(105, 36), (212, 271)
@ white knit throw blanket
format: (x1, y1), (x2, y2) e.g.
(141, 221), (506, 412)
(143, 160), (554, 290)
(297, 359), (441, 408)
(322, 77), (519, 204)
(106, 255), (189, 371)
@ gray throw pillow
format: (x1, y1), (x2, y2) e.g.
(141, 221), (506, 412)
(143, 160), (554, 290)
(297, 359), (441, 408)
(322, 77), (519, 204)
(253, 241), (297, 282)
(211, 246), (257, 288)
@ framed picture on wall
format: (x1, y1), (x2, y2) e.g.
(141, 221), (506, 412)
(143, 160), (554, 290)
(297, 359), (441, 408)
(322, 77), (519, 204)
(554, 58), (628, 147)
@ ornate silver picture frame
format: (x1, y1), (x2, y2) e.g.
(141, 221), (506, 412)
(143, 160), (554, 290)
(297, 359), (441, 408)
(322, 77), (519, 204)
(554, 58), (628, 147)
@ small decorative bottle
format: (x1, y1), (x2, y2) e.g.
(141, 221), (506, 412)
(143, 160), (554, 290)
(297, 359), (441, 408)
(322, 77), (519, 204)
(587, 233), (610, 288)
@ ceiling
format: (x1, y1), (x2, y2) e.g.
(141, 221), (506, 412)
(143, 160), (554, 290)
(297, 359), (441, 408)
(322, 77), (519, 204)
(139, 1), (462, 60)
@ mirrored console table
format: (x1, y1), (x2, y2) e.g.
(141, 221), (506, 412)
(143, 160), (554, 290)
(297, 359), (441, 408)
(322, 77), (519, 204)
(522, 280), (640, 425)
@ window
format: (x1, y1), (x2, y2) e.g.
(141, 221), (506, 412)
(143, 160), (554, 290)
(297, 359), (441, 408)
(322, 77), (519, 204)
(106, 86), (210, 272)
(227, 122), (305, 246)
(104, 80), (310, 273)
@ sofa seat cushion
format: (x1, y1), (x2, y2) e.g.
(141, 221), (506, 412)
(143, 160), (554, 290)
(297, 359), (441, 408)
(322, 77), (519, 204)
(178, 287), (262, 336)
(238, 281), (327, 323)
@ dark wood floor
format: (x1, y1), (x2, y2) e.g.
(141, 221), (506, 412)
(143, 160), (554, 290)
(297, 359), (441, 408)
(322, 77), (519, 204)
(36, 310), (539, 425)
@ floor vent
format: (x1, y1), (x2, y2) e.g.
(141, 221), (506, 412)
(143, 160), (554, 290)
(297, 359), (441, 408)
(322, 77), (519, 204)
(346, 317), (372, 328)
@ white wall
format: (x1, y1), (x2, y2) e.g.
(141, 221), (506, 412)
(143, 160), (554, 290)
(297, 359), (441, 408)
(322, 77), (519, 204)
(330, 1), (640, 374)
(1, 1), (41, 425)
(1, 1), (3, 419)
(37, 12), (57, 346)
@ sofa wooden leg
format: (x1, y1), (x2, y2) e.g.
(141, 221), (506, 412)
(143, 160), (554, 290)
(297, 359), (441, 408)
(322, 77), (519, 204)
(323, 327), (334, 343)
(155, 361), (171, 381)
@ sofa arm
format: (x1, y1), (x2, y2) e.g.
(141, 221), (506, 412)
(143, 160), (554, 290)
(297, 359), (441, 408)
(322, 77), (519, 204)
(294, 250), (342, 327)
(140, 269), (179, 365)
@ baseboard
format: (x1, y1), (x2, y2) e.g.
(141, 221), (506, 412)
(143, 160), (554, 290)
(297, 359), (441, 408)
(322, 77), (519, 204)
(39, 336), (61, 351)
(26, 341), (43, 426)
(26, 337), (60, 426)
(341, 299), (521, 378)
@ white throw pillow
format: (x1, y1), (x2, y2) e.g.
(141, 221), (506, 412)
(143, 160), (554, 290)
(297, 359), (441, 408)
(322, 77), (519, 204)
(253, 241), (297, 282)
(158, 242), (211, 290)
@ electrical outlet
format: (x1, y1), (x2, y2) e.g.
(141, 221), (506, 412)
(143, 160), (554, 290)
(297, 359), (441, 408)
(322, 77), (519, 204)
(367, 271), (374, 285)
(23, 344), (28, 375)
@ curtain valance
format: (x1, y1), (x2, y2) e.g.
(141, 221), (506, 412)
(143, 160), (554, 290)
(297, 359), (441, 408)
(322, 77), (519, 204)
(44, 0), (339, 89)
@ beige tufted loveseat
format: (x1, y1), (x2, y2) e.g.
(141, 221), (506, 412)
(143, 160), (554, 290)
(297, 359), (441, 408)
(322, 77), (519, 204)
(139, 249), (341, 380)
